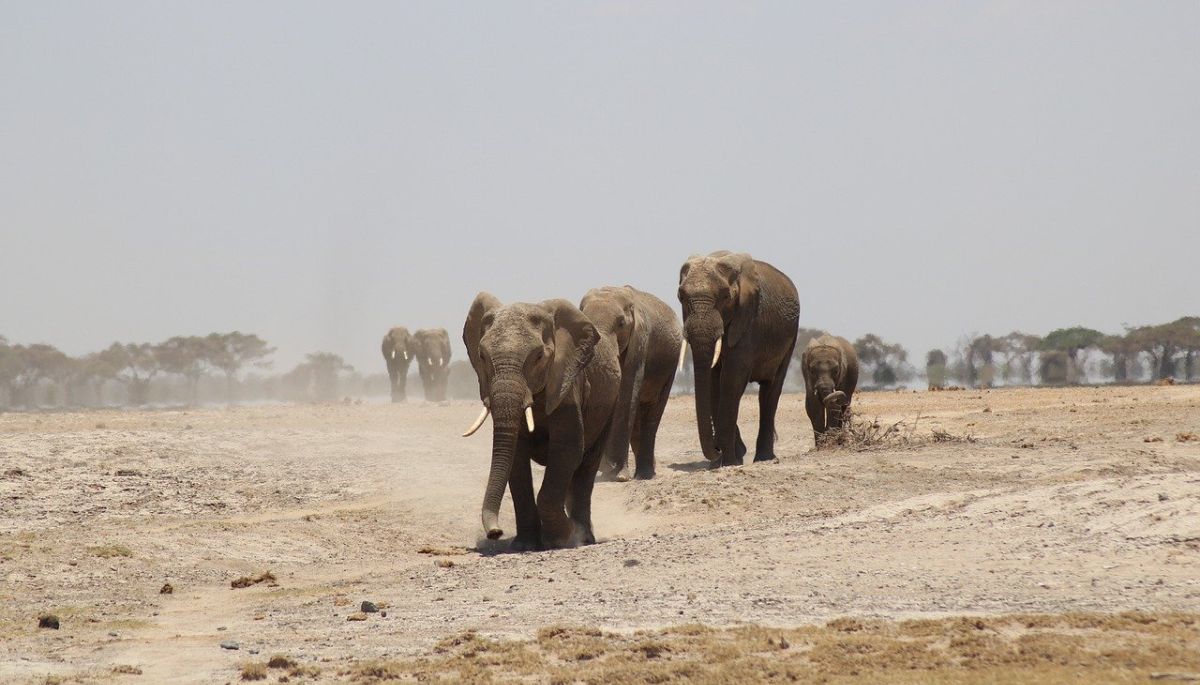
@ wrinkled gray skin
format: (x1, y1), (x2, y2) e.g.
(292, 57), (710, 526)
(381, 327), (414, 402)
(463, 293), (620, 551)
(802, 335), (859, 443)
(412, 328), (452, 402)
(678, 251), (799, 467)
(580, 286), (682, 481)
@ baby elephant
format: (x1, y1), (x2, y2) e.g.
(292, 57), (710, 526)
(802, 335), (859, 443)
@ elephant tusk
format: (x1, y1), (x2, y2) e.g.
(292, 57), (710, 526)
(428, 357), (434, 366)
(525, 407), (535, 432)
(402, 351), (409, 361)
(678, 340), (687, 372)
(390, 350), (396, 360)
(461, 406), (489, 437)
(711, 338), (722, 368)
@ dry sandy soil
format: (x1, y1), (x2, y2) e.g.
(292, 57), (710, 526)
(1, 385), (1199, 683)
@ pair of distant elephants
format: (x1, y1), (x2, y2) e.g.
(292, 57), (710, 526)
(380, 327), (453, 402)
(459, 250), (861, 550)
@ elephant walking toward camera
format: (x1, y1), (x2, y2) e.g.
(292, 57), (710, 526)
(802, 335), (859, 443)
(461, 293), (620, 550)
(381, 327), (414, 402)
(412, 328), (452, 401)
(580, 286), (681, 480)
(678, 251), (799, 467)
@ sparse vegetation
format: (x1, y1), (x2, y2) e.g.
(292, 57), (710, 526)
(231, 571), (276, 589)
(239, 661), (267, 681)
(337, 612), (1200, 684)
(89, 544), (132, 559)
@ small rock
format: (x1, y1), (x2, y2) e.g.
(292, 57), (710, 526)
(380, 611), (387, 618)
(346, 613), (368, 622)
(220, 640), (239, 650)
(248, 649), (259, 655)
(360, 601), (379, 613)
(38, 615), (60, 630)
(623, 559), (640, 567)
(217, 626), (227, 631)
(108, 631), (118, 637)
(435, 559), (454, 569)
(1159, 493), (1170, 502)
(160, 583), (174, 595)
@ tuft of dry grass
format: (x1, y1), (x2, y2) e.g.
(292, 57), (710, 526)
(267, 654), (297, 669)
(417, 545), (468, 556)
(338, 612), (1200, 684)
(111, 664), (142, 675)
(89, 544), (133, 559)
(817, 412), (976, 451)
(239, 662), (267, 681)
(231, 571), (276, 589)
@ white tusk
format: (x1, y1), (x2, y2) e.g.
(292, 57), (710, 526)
(525, 407), (535, 432)
(711, 338), (722, 368)
(437, 357), (443, 366)
(461, 406), (490, 437)
(428, 357), (434, 366)
(390, 350), (396, 360)
(678, 340), (687, 372)
(402, 351), (409, 361)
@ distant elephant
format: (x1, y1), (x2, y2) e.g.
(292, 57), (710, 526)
(412, 328), (452, 402)
(678, 251), (799, 467)
(580, 285), (682, 480)
(381, 327), (415, 402)
(801, 334), (859, 443)
(462, 293), (620, 550)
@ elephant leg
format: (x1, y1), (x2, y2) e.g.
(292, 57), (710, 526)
(716, 362), (751, 467)
(537, 422), (584, 548)
(754, 358), (789, 462)
(507, 435), (542, 552)
(633, 382), (670, 480)
(568, 425), (608, 546)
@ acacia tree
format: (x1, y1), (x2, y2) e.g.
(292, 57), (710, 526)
(0, 336), (16, 408)
(1100, 333), (1139, 383)
(302, 352), (353, 402)
(157, 336), (214, 405)
(853, 334), (910, 387)
(206, 332), (274, 403)
(77, 349), (124, 406)
(926, 349), (948, 388)
(999, 332), (1041, 385)
(10, 344), (71, 408)
(106, 342), (162, 406)
(1040, 327), (1104, 384)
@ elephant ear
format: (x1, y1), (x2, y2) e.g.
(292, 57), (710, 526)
(462, 292), (503, 402)
(715, 252), (760, 347)
(541, 299), (600, 416)
(801, 344), (814, 391)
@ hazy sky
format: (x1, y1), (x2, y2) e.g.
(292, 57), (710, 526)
(3, 1), (1197, 374)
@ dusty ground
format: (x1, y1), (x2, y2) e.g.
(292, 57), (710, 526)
(1, 385), (1198, 683)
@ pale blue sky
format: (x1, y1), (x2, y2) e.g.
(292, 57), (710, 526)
(2, 1), (1197, 374)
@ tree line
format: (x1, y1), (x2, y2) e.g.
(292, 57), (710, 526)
(2, 315), (1196, 409)
(0, 332), (362, 409)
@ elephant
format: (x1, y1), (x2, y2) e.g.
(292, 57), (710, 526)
(678, 251), (799, 467)
(381, 327), (415, 402)
(461, 293), (620, 550)
(579, 286), (682, 481)
(802, 334), (859, 443)
(412, 328), (452, 402)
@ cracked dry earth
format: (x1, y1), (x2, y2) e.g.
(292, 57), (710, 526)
(1, 385), (1198, 683)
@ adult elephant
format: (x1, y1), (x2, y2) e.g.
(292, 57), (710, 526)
(412, 328), (452, 401)
(678, 251), (799, 467)
(461, 293), (620, 550)
(381, 327), (414, 402)
(801, 334), (859, 443)
(580, 286), (682, 481)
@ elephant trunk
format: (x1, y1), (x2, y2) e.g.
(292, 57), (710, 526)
(685, 308), (723, 462)
(480, 376), (527, 540)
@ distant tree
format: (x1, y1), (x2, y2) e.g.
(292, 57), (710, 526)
(1040, 327), (1104, 384)
(77, 349), (123, 406)
(998, 332), (1041, 385)
(1099, 332), (1140, 383)
(206, 332), (274, 403)
(925, 349), (948, 388)
(854, 334), (910, 387)
(107, 342), (161, 405)
(9, 344), (70, 408)
(0, 337), (17, 408)
(1123, 319), (1199, 381)
(1039, 350), (1070, 385)
(1172, 316), (1200, 381)
(304, 352), (352, 402)
(157, 336), (214, 405)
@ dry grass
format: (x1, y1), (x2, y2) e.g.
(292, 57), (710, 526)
(338, 612), (1200, 684)
(88, 543), (132, 559)
(816, 411), (977, 451)
(231, 570), (277, 589)
(239, 661), (267, 681)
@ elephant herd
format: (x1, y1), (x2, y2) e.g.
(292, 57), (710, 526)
(383, 251), (863, 551)
(380, 327), (452, 402)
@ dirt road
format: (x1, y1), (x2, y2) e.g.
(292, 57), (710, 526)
(2, 385), (1198, 682)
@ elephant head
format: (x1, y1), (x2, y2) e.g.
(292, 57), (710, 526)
(803, 337), (849, 416)
(579, 286), (640, 362)
(677, 251), (760, 461)
(462, 293), (599, 540)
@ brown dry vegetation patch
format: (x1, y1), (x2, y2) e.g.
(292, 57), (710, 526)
(338, 612), (1200, 684)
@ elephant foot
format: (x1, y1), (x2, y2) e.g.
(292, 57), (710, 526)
(633, 468), (656, 480)
(540, 521), (577, 549)
(753, 452), (777, 463)
(510, 532), (544, 552)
